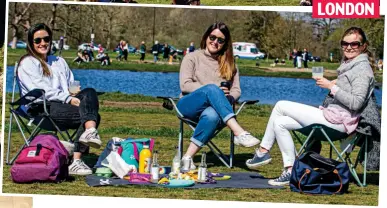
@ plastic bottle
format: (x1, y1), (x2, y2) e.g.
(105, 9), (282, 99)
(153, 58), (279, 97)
(151, 151), (160, 183)
(171, 146), (181, 174)
(139, 145), (152, 173)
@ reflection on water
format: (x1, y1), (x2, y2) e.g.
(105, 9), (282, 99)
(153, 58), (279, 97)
(6, 67), (382, 107)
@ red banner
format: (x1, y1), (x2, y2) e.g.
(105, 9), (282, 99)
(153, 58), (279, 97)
(313, 0), (380, 18)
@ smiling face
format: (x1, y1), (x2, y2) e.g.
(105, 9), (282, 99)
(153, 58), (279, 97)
(342, 33), (365, 60)
(206, 29), (226, 55)
(32, 29), (51, 58)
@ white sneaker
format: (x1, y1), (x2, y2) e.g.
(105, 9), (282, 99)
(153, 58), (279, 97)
(234, 131), (260, 147)
(60, 141), (75, 156)
(79, 127), (102, 149)
(181, 156), (196, 172)
(69, 159), (92, 176)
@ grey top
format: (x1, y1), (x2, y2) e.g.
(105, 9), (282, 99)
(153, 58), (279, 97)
(17, 55), (74, 103)
(331, 53), (375, 114)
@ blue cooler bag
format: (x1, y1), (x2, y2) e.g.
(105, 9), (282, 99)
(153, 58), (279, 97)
(289, 151), (350, 195)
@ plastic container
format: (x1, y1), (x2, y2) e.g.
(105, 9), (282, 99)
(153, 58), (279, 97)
(139, 145), (152, 173)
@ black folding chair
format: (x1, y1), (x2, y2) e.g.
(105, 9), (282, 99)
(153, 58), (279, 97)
(158, 96), (258, 168)
(6, 62), (80, 165)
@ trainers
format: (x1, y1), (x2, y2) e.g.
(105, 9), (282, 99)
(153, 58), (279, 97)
(69, 159), (93, 176)
(60, 141), (75, 156)
(79, 127), (102, 149)
(181, 156), (196, 172)
(234, 131), (260, 147)
(268, 169), (292, 186)
(246, 149), (272, 170)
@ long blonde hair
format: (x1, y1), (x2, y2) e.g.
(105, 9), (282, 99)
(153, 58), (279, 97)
(200, 22), (236, 80)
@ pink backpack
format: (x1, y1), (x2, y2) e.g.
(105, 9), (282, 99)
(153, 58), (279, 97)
(11, 134), (69, 183)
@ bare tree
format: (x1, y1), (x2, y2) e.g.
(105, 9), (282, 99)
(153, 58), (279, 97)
(9, 3), (32, 49)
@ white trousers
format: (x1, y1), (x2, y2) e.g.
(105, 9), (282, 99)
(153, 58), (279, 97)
(260, 101), (346, 167)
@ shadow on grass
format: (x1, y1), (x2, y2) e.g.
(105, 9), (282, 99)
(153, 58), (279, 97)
(352, 172), (379, 186)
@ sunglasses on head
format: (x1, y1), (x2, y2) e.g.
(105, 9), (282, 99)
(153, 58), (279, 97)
(209, 35), (226, 44)
(33, 36), (51, 44)
(340, 41), (363, 49)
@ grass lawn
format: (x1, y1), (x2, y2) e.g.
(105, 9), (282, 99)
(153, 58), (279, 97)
(1, 93), (380, 205)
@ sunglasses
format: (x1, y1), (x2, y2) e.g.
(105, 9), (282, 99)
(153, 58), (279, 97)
(340, 41), (363, 49)
(209, 35), (226, 44)
(33, 36), (51, 44)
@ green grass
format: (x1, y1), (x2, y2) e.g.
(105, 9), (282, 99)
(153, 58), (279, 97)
(1, 93), (380, 205)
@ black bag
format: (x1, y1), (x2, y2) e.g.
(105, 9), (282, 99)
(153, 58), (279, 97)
(290, 151), (350, 195)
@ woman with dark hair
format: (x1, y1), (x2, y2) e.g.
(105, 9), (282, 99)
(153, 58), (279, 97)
(246, 27), (376, 186)
(177, 22), (259, 170)
(17, 23), (102, 176)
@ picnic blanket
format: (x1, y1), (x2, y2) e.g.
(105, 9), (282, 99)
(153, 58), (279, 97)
(86, 172), (284, 189)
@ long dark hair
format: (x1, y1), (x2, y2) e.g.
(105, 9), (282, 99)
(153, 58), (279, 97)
(341, 27), (376, 71)
(200, 22), (235, 80)
(21, 23), (53, 76)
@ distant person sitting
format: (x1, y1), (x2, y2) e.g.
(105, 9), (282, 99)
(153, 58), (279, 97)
(274, 58), (279, 64)
(300, 0), (312, 5)
(280, 59), (286, 65)
(74, 49), (87, 65)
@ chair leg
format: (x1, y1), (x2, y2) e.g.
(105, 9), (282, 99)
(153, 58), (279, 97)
(230, 131), (234, 168)
(178, 120), (184, 159)
(207, 141), (231, 168)
(8, 117), (46, 165)
(6, 112), (14, 165)
(297, 128), (316, 156)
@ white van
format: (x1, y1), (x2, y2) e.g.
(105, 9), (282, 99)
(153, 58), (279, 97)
(232, 42), (265, 60)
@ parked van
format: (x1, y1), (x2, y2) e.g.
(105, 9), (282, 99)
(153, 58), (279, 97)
(232, 42), (265, 60)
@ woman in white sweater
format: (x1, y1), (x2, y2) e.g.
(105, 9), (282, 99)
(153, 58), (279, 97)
(17, 23), (102, 176)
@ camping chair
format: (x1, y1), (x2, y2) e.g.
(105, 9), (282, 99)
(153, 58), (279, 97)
(158, 96), (258, 168)
(293, 80), (376, 187)
(292, 124), (370, 187)
(6, 62), (80, 165)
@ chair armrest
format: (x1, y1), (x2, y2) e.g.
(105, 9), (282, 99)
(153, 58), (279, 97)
(157, 96), (179, 111)
(10, 89), (50, 115)
(238, 100), (259, 105)
(10, 89), (46, 106)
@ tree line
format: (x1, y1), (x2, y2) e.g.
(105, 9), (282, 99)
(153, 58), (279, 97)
(8, 2), (384, 61)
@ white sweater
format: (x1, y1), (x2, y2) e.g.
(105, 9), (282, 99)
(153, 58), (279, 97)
(17, 55), (74, 103)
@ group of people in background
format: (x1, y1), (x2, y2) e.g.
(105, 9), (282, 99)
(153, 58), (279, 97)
(291, 48), (309, 69)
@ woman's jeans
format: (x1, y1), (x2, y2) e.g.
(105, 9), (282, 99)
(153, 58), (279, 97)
(177, 84), (235, 147)
(47, 88), (101, 153)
